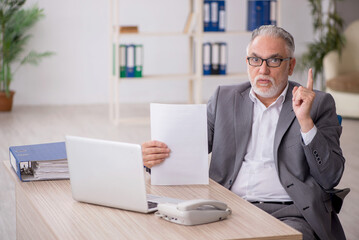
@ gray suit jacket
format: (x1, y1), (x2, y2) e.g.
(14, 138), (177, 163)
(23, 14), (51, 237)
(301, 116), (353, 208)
(207, 81), (346, 240)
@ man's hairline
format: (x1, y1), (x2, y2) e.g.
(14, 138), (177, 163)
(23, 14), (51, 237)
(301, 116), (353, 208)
(246, 36), (294, 58)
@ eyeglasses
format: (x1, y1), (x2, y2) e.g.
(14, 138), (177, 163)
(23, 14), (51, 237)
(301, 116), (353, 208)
(247, 57), (291, 68)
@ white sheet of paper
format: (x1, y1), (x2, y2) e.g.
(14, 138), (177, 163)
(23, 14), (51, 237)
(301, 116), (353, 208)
(150, 103), (209, 185)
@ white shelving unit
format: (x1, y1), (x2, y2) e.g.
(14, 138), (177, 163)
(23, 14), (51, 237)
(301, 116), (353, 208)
(109, 0), (281, 123)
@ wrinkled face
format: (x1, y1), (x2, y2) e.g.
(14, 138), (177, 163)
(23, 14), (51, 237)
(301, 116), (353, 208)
(246, 35), (296, 99)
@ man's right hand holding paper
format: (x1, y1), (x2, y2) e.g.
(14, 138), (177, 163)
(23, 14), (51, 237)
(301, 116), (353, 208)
(141, 140), (170, 168)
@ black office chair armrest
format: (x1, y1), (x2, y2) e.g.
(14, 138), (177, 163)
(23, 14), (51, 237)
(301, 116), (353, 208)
(325, 188), (350, 213)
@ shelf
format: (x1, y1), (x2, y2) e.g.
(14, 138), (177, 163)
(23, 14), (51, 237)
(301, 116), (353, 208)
(115, 73), (247, 81)
(116, 74), (195, 81)
(113, 31), (252, 38)
(203, 31), (252, 36)
(110, 0), (282, 122)
(114, 31), (193, 38)
(202, 73), (248, 80)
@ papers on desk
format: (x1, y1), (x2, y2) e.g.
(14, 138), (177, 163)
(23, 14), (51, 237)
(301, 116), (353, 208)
(150, 103), (209, 185)
(32, 160), (69, 180)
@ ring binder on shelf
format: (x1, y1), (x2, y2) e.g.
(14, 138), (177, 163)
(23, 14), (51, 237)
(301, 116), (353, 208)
(119, 44), (127, 78)
(135, 44), (143, 78)
(203, 42), (211, 75)
(247, 0), (275, 31)
(126, 44), (135, 78)
(219, 42), (227, 75)
(210, 0), (219, 31)
(211, 42), (220, 75)
(218, 0), (226, 32)
(203, 0), (211, 32)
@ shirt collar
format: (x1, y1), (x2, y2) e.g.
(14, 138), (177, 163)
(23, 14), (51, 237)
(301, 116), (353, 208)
(249, 83), (289, 106)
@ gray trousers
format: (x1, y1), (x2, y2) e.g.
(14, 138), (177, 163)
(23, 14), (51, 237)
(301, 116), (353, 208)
(253, 202), (318, 240)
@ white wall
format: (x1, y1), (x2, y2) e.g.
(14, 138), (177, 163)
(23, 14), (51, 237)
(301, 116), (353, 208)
(12, 0), (315, 106)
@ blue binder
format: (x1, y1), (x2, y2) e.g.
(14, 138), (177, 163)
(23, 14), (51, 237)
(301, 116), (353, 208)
(211, 42), (220, 75)
(247, 0), (272, 31)
(126, 44), (135, 77)
(218, 0), (226, 32)
(219, 42), (227, 75)
(210, 0), (219, 31)
(203, 42), (211, 75)
(270, 0), (277, 26)
(9, 142), (68, 181)
(203, 0), (211, 32)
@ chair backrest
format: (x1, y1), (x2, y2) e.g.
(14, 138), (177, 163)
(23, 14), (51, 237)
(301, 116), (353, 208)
(338, 20), (359, 73)
(337, 115), (342, 125)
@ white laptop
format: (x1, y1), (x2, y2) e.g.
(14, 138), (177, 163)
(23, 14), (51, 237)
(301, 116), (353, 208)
(65, 136), (182, 213)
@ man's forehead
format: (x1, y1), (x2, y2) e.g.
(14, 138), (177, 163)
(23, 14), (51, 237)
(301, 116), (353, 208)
(248, 36), (288, 57)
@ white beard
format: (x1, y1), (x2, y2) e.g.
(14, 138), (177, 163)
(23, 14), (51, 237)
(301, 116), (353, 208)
(249, 74), (286, 98)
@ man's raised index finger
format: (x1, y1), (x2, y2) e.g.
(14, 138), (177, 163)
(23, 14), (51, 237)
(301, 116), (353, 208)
(307, 68), (314, 91)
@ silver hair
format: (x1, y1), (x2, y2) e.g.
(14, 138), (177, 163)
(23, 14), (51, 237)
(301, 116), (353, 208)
(246, 25), (295, 57)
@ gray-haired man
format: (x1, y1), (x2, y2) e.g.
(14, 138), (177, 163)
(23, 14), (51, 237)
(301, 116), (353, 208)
(142, 25), (347, 240)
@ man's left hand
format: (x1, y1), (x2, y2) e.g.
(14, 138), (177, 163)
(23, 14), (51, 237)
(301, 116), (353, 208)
(292, 68), (316, 133)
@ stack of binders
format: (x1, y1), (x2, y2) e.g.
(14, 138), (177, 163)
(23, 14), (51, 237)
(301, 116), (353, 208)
(247, 0), (277, 31)
(203, 42), (227, 75)
(203, 0), (226, 32)
(119, 44), (143, 78)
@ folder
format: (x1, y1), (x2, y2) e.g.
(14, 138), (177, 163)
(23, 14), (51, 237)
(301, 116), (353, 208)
(211, 42), (220, 75)
(203, 42), (211, 75)
(219, 42), (227, 75)
(126, 44), (135, 77)
(203, 0), (211, 32)
(218, 0), (226, 32)
(210, 0), (219, 31)
(119, 44), (127, 78)
(135, 44), (143, 78)
(247, 0), (271, 31)
(9, 142), (69, 181)
(270, 0), (277, 26)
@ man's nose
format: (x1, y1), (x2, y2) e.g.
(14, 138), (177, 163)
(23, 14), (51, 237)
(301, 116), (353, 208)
(259, 61), (270, 74)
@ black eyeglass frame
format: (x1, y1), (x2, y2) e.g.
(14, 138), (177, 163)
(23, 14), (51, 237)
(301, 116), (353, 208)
(247, 57), (292, 68)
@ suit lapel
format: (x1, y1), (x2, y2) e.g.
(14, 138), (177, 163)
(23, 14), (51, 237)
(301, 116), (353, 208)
(233, 88), (253, 169)
(273, 83), (296, 167)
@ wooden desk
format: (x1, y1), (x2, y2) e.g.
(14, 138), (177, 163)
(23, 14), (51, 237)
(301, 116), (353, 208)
(3, 161), (301, 240)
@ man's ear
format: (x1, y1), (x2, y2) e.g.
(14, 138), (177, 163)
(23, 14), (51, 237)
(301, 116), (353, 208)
(289, 57), (296, 76)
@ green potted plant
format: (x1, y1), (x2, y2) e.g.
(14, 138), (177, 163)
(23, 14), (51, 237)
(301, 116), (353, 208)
(0, 0), (53, 111)
(300, 0), (345, 89)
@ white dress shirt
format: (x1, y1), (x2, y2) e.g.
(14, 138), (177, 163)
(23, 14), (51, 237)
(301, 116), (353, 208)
(231, 84), (317, 202)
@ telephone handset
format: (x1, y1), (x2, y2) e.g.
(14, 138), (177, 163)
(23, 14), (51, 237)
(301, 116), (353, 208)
(155, 199), (232, 226)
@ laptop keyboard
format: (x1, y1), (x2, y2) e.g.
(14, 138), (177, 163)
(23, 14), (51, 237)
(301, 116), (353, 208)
(147, 201), (158, 209)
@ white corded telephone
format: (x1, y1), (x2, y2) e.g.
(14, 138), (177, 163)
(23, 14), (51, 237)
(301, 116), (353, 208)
(154, 199), (232, 226)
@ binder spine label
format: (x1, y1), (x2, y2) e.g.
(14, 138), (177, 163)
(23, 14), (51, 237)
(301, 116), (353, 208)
(126, 45), (135, 78)
(135, 45), (143, 78)
(119, 45), (127, 78)
(270, 0), (277, 26)
(211, 43), (220, 75)
(210, 1), (219, 31)
(219, 43), (227, 75)
(203, 43), (211, 75)
(204, 1), (210, 32)
(218, 1), (226, 32)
